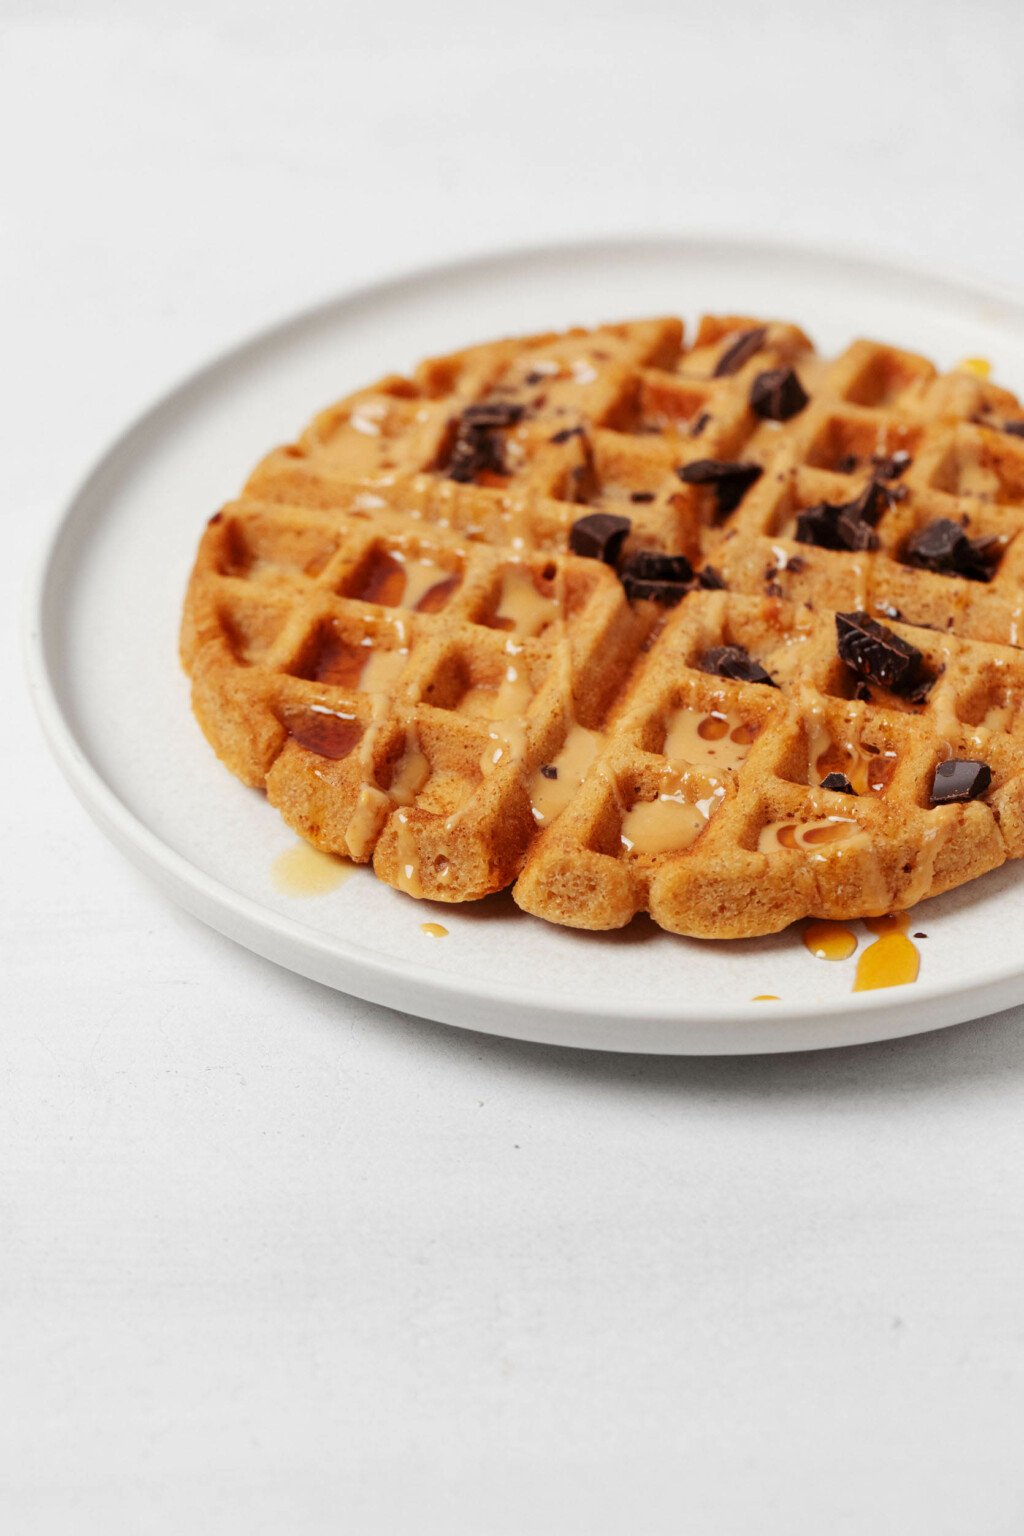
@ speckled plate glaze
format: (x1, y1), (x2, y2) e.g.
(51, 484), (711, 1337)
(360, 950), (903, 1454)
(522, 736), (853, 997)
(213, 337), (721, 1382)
(26, 235), (1024, 1052)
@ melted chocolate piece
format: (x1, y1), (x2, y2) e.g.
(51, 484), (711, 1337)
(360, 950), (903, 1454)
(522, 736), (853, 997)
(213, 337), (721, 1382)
(1001, 421), (1024, 438)
(835, 611), (923, 694)
(676, 458), (763, 515)
(619, 549), (693, 605)
(713, 326), (768, 377)
(569, 512), (631, 565)
(539, 763), (558, 780)
(821, 772), (857, 795)
(444, 401), (525, 482)
(690, 411), (711, 437)
(930, 758), (991, 805)
(795, 479), (888, 553)
(750, 367), (808, 422)
(699, 644), (777, 687)
(629, 490), (656, 503)
(903, 518), (999, 582)
(550, 425), (585, 445)
(696, 564), (726, 589)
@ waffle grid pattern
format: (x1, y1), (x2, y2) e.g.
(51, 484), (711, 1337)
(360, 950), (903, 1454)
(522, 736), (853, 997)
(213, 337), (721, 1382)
(181, 315), (1024, 936)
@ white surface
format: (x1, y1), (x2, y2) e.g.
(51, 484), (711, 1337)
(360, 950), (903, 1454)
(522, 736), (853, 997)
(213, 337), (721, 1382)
(4, 0), (1024, 1529)
(30, 234), (1024, 1054)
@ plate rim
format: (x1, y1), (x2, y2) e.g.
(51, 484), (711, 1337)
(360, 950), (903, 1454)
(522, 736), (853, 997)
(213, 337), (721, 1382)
(24, 229), (1024, 1052)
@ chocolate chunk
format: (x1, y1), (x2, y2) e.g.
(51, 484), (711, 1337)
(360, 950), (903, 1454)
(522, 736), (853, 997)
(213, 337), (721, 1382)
(873, 448), (912, 479)
(713, 326), (768, 377)
(620, 550), (693, 584)
(837, 453), (860, 474)
(821, 772), (857, 794)
(903, 518), (999, 582)
(750, 367), (808, 422)
(676, 458), (763, 515)
(539, 763), (558, 780)
(619, 549), (693, 604)
(550, 425), (585, 445)
(786, 555), (806, 573)
(929, 758), (992, 805)
(835, 611), (923, 694)
(460, 401), (525, 429)
(444, 400), (525, 482)
(795, 478), (888, 552)
(699, 644), (777, 687)
(696, 564), (726, 589)
(569, 512), (631, 565)
(629, 490), (656, 503)
(690, 411), (711, 437)
(1001, 421), (1024, 438)
(623, 578), (689, 605)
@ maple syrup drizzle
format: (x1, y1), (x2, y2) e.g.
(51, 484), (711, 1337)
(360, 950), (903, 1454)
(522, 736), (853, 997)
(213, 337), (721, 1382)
(420, 922), (448, 938)
(492, 565), (560, 637)
(529, 724), (603, 825)
(619, 775), (723, 857)
(272, 841), (358, 896)
(758, 816), (863, 852)
(802, 920), (858, 961)
(812, 731), (898, 795)
(853, 912), (920, 991)
(663, 706), (758, 771)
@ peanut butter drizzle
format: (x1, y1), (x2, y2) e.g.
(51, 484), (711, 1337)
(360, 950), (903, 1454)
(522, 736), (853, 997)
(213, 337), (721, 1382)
(619, 775), (723, 857)
(802, 920), (858, 961)
(758, 816), (864, 852)
(420, 922), (448, 938)
(854, 911), (920, 991)
(529, 724), (603, 826)
(394, 810), (424, 898)
(400, 555), (459, 611)
(272, 840), (358, 896)
(663, 705), (758, 771)
(493, 564), (560, 637)
(358, 645), (409, 694)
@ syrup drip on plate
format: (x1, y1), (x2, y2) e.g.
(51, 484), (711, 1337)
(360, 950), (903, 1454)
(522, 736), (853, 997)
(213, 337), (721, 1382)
(420, 922), (448, 938)
(272, 841), (358, 895)
(854, 912), (921, 991)
(802, 920), (858, 961)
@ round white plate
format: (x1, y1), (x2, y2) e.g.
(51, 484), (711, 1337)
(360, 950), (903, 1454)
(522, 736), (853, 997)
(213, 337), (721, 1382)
(26, 235), (1024, 1053)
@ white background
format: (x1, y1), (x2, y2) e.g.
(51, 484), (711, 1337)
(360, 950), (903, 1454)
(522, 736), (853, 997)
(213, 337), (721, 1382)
(5, 2), (1024, 1531)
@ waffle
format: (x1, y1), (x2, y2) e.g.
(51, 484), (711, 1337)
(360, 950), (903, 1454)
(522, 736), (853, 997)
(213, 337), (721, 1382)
(181, 315), (1024, 937)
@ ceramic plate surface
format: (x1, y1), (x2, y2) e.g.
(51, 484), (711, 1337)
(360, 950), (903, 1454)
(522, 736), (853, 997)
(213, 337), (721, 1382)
(26, 235), (1024, 1052)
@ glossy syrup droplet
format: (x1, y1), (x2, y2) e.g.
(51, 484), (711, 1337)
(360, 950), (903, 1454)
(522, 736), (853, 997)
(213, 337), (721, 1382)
(802, 920), (858, 962)
(853, 912), (920, 991)
(420, 922), (449, 938)
(752, 994), (780, 1002)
